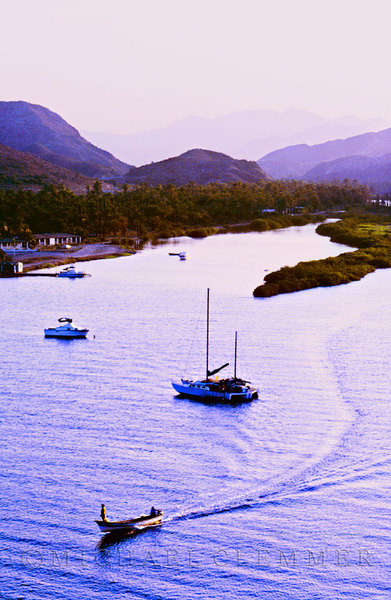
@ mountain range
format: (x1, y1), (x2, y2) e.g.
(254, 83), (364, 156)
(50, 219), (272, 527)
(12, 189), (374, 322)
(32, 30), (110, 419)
(83, 109), (388, 166)
(125, 149), (269, 185)
(257, 128), (391, 191)
(305, 153), (391, 192)
(0, 101), (130, 179)
(1, 100), (391, 192)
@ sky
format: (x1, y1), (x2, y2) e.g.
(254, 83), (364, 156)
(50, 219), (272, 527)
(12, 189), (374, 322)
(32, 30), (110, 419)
(1, 0), (391, 134)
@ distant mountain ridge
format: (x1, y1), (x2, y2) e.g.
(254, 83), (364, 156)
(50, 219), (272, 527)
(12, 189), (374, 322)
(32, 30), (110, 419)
(0, 142), (114, 192)
(257, 127), (391, 191)
(0, 101), (130, 178)
(2, 101), (391, 192)
(258, 128), (391, 178)
(305, 153), (391, 192)
(83, 109), (388, 166)
(124, 149), (269, 185)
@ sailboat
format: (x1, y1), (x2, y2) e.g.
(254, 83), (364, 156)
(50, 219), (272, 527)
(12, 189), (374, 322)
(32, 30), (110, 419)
(172, 289), (258, 402)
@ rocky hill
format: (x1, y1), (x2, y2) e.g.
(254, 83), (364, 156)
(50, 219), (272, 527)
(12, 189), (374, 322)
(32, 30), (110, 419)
(125, 149), (269, 185)
(258, 128), (391, 179)
(0, 142), (113, 193)
(0, 101), (130, 178)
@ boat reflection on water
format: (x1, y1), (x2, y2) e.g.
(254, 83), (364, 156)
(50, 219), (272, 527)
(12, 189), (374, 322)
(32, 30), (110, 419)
(96, 523), (161, 559)
(97, 528), (142, 551)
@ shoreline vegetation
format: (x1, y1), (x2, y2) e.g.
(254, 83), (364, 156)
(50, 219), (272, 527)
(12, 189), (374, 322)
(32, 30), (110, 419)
(253, 215), (391, 298)
(0, 179), (369, 272)
(13, 215), (326, 272)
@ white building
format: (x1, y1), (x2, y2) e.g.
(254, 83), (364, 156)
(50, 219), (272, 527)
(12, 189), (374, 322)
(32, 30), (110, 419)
(0, 238), (30, 252)
(34, 233), (82, 246)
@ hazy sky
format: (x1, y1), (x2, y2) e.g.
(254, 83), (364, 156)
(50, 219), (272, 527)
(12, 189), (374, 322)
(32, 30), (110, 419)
(2, 0), (391, 133)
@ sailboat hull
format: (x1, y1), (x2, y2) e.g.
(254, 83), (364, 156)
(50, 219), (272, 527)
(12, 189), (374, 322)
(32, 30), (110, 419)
(172, 380), (258, 402)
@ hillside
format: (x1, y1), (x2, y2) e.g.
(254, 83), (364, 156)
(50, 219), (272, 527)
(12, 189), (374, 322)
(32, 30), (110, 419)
(258, 128), (391, 179)
(124, 149), (270, 185)
(0, 101), (130, 178)
(0, 142), (113, 193)
(83, 109), (388, 166)
(305, 154), (391, 192)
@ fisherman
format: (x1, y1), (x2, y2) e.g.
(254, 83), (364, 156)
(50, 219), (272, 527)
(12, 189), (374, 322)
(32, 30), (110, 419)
(150, 506), (157, 517)
(101, 503), (107, 522)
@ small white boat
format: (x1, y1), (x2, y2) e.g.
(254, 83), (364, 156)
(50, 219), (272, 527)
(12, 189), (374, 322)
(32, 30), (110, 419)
(95, 509), (163, 533)
(44, 317), (89, 339)
(169, 251), (190, 260)
(57, 265), (86, 278)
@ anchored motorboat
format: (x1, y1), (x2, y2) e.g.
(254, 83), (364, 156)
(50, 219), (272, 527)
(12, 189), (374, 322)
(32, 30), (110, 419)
(169, 251), (190, 260)
(44, 317), (89, 339)
(95, 509), (163, 533)
(57, 265), (87, 278)
(172, 289), (258, 402)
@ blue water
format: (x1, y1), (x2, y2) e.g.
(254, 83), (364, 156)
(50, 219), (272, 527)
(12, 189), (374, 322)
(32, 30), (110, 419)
(0, 225), (390, 599)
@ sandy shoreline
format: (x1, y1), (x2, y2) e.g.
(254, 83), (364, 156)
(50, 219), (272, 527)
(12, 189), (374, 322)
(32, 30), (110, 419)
(8, 243), (135, 272)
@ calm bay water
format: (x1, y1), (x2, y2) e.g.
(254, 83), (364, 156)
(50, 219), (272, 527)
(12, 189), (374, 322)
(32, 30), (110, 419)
(0, 224), (390, 599)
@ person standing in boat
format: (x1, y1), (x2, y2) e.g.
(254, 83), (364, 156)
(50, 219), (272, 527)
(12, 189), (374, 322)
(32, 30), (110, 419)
(101, 503), (107, 522)
(150, 506), (157, 517)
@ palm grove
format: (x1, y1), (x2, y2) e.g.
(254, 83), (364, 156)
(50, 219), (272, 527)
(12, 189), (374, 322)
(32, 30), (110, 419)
(0, 180), (370, 243)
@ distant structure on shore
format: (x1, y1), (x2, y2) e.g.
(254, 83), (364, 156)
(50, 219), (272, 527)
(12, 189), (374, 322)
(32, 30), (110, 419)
(0, 260), (23, 277)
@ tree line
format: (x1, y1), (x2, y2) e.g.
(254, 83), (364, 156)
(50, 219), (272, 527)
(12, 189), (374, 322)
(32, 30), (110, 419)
(0, 179), (370, 242)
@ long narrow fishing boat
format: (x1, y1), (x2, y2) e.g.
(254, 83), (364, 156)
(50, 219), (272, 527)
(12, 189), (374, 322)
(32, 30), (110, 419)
(95, 509), (163, 533)
(172, 289), (258, 402)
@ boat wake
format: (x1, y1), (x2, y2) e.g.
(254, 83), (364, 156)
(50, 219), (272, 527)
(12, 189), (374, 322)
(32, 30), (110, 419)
(165, 487), (294, 525)
(165, 450), (375, 526)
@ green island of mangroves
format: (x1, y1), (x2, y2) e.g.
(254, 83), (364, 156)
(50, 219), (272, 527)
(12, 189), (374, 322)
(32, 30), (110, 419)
(253, 215), (391, 298)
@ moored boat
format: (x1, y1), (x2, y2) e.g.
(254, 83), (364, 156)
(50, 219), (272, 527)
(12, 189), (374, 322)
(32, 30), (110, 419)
(172, 375), (258, 402)
(57, 265), (87, 278)
(44, 317), (89, 339)
(169, 251), (190, 260)
(95, 509), (163, 533)
(172, 289), (258, 402)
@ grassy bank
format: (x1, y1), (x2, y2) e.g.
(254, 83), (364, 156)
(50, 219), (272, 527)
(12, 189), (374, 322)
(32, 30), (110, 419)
(253, 216), (391, 298)
(221, 214), (325, 234)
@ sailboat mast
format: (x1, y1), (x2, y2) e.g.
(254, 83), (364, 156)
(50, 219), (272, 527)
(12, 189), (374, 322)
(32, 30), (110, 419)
(206, 288), (210, 379)
(234, 331), (237, 380)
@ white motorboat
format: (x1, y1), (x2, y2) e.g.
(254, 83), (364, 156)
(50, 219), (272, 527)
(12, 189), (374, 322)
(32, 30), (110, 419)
(172, 289), (258, 402)
(95, 509), (163, 533)
(57, 265), (86, 278)
(44, 317), (89, 339)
